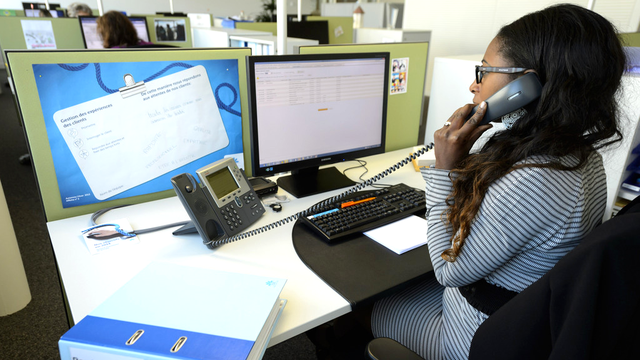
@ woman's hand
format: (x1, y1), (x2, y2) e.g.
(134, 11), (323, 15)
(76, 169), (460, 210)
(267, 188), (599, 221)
(434, 102), (493, 170)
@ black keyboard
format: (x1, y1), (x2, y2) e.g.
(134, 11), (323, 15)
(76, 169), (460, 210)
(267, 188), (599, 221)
(300, 183), (426, 242)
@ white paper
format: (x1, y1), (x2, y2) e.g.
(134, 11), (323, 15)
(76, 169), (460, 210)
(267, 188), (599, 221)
(364, 215), (428, 255)
(53, 65), (229, 200)
(21, 20), (57, 49)
(82, 219), (139, 255)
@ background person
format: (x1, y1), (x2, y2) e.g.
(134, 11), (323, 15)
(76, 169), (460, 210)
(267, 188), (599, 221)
(96, 11), (153, 48)
(67, 2), (91, 17)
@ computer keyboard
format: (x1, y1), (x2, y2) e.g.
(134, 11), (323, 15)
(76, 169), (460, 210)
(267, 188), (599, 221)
(300, 183), (426, 242)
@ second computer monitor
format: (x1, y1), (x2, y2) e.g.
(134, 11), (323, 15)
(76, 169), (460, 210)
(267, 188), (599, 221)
(247, 52), (390, 198)
(79, 16), (150, 49)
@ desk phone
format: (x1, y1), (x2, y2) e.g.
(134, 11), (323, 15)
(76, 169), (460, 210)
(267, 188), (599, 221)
(171, 157), (265, 249)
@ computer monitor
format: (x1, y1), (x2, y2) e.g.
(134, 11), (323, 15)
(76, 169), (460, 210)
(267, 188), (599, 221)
(6, 47), (250, 221)
(79, 16), (150, 49)
(247, 52), (390, 198)
(287, 20), (329, 45)
(22, 2), (62, 16)
(25, 8), (65, 17)
(156, 12), (187, 17)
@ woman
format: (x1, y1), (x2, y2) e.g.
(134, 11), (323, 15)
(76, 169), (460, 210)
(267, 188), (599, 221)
(371, 4), (626, 359)
(96, 11), (153, 48)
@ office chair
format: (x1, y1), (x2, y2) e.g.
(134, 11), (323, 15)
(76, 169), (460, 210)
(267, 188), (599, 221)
(365, 195), (640, 360)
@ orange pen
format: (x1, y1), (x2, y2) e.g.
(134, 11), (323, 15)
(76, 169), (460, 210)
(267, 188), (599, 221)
(341, 197), (376, 209)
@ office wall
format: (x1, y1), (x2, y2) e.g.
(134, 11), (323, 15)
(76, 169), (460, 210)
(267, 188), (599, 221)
(403, 0), (640, 96)
(0, 0), (316, 19)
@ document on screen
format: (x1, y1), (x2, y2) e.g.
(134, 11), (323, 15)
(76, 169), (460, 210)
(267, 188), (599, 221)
(52, 65), (229, 200)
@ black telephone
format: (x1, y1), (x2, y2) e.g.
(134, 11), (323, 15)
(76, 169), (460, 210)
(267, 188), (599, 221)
(171, 157), (266, 249)
(467, 72), (543, 125)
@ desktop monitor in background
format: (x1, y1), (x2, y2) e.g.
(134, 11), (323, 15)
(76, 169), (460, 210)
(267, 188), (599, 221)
(156, 12), (188, 17)
(128, 17), (151, 42)
(79, 16), (150, 49)
(22, 2), (63, 16)
(25, 8), (65, 17)
(247, 52), (390, 198)
(6, 47), (250, 221)
(154, 18), (187, 42)
(287, 20), (329, 44)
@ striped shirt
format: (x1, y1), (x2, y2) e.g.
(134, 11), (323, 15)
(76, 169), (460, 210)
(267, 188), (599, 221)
(372, 152), (606, 359)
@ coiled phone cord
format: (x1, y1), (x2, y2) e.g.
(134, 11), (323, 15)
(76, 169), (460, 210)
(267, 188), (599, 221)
(203, 143), (435, 248)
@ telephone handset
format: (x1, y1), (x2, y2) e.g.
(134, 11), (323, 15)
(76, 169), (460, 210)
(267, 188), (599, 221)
(467, 72), (543, 126)
(171, 157), (266, 249)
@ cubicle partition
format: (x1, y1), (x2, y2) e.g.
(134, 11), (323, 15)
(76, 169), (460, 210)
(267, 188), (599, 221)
(6, 47), (252, 221)
(0, 17), (84, 70)
(619, 32), (640, 47)
(235, 21), (278, 36)
(306, 16), (353, 44)
(299, 42), (429, 152)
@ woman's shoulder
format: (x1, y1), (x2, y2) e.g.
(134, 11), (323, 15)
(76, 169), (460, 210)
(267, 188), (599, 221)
(498, 152), (604, 188)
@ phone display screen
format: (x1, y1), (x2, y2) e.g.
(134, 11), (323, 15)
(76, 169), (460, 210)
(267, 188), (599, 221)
(205, 167), (239, 199)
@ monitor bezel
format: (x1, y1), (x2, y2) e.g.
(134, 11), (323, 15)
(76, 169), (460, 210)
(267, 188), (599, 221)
(246, 52), (390, 179)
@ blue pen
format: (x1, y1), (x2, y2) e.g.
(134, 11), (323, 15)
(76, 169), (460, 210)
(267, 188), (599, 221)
(308, 208), (339, 219)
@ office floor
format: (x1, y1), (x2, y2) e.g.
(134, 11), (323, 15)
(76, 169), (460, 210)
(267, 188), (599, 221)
(0, 71), (329, 359)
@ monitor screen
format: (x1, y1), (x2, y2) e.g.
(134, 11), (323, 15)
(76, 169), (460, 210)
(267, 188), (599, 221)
(6, 47), (249, 220)
(79, 16), (150, 49)
(25, 8), (64, 17)
(287, 20), (329, 45)
(247, 52), (389, 198)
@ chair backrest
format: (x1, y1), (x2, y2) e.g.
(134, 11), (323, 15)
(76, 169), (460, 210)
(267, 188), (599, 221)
(468, 195), (640, 360)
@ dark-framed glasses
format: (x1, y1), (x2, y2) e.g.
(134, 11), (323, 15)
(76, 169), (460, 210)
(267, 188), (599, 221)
(475, 65), (528, 84)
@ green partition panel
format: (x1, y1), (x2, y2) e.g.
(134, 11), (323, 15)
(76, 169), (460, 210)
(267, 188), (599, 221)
(619, 32), (640, 47)
(300, 42), (428, 152)
(307, 16), (353, 44)
(6, 47), (252, 221)
(146, 16), (193, 48)
(0, 17), (84, 68)
(236, 22), (277, 35)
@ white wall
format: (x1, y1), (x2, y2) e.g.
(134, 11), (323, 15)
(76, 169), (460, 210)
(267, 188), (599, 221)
(0, 0), (317, 19)
(403, 0), (640, 97)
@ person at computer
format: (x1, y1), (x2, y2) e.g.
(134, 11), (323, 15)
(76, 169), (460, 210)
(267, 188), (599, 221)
(67, 2), (91, 17)
(96, 11), (153, 48)
(370, 4), (626, 359)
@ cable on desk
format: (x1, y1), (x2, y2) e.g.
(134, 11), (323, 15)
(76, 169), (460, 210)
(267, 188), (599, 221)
(203, 143), (435, 248)
(86, 204), (190, 239)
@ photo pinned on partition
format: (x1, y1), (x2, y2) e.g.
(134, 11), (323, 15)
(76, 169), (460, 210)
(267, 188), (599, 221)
(33, 59), (244, 208)
(390, 57), (409, 95)
(155, 18), (186, 42)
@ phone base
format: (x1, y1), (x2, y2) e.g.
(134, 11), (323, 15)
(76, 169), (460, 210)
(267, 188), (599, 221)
(172, 221), (198, 236)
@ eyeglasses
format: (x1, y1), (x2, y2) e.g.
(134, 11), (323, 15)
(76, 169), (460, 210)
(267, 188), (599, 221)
(475, 65), (528, 84)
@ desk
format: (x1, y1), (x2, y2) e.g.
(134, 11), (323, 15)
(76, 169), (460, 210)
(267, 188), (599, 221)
(47, 147), (429, 346)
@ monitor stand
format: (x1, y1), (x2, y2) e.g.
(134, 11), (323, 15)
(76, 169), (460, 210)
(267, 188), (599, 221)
(277, 166), (356, 198)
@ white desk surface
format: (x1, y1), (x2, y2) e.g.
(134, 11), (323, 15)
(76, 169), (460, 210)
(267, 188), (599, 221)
(47, 147), (426, 346)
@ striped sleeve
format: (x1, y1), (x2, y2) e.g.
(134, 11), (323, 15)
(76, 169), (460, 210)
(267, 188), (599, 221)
(421, 161), (583, 288)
